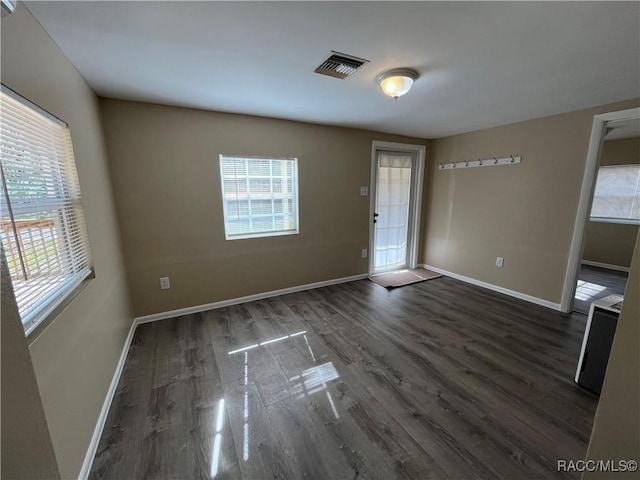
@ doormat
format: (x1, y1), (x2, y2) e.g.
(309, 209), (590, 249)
(369, 268), (442, 288)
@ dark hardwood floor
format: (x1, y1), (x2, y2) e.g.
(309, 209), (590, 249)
(573, 265), (628, 315)
(90, 276), (598, 480)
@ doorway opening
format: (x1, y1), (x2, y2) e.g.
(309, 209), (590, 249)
(369, 141), (426, 276)
(561, 108), (640, 313)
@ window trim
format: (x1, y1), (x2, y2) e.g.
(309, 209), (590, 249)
(589, 217), (640, 226)
(218, 155), (300, 241)
(1, 84), (94, 336)
(23, 267), (92, 336)
(1, 84), (66, 127)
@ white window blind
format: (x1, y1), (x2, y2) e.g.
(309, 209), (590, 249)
(590, 164), (640, 224)
(219, 156), (299, 240)
(0, 86), (92, 335)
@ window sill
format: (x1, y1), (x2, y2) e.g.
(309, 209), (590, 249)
(225, 229), (299, 241)
(589, 218), (640, 226)
(24, 268), (94, 341)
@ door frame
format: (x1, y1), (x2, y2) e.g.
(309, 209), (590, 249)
(369, 141), (426, 275)
(560, 107), (640, 313)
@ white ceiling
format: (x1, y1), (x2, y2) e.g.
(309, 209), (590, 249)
(26, 1), (640, 139)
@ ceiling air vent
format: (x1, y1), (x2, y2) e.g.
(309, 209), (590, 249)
(314, 51), (369, 79)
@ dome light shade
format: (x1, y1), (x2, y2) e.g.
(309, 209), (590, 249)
(376, 68), (419, 99)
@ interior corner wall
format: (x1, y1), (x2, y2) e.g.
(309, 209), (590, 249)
(582, 137), (640, 268)
(421, 99), (640, 305)
(1, 4), (134, 478)
(98, 98), (428, 317)
(583, 231), (640, 478)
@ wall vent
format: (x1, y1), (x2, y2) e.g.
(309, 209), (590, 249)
(314, 51), (369, 79)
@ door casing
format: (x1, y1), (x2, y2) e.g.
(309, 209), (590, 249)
(560, 107), (640, 313)
(369, 141), (426, 275)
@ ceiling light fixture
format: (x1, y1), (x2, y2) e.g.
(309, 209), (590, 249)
(376, 68), (419, 99)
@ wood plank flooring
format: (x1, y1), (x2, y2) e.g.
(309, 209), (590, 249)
(573, 265), (628, 315)
(90, 276), (598, 480)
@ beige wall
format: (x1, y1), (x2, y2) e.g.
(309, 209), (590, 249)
(99, 98), (427, 316)
(600, 137), (640, 167)
(583, 231), (640, 478)
(583, 137), (640, 268)
(583, 222), (638, 268)
(1, 4), (134, 478)
(1, 248), (60, 479)
(421, 99), (640, 305)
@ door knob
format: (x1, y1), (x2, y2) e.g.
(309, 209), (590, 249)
(373, 212), (379, 223)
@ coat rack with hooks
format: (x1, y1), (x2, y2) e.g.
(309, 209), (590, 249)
(439, 155), (521, 170)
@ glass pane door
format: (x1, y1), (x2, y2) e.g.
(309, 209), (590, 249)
(373, 152), (414, 273)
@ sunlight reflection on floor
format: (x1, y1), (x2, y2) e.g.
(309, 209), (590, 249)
(574, 280), (607, 301)
(227, 329), (342, 469)
(210, 398), (225, 478)
(290, 362), (340, 397)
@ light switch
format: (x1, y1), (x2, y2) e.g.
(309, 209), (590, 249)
(360, 186), (368, 196)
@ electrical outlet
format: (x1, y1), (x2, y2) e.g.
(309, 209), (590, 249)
(160, 276), (171, 289)
(360, 186), (368, 196)
(361, 248), (368, 259)
(495, 257), (504, 268)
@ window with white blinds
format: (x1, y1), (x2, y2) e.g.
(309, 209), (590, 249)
(590, 164), (640, 224)
(0, 86), (93, 335)
(219, 156), (299, 240)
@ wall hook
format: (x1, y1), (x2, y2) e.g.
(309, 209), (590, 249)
(439, 155), (520, 170)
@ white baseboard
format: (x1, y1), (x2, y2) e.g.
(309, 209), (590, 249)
(581, 260), (630, 273)
(135, 273), (369, 324)
(419, 264), (562, 311)
(78, 318), (138, 480)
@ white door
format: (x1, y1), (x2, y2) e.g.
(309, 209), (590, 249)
(371, 151), (416, 274)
